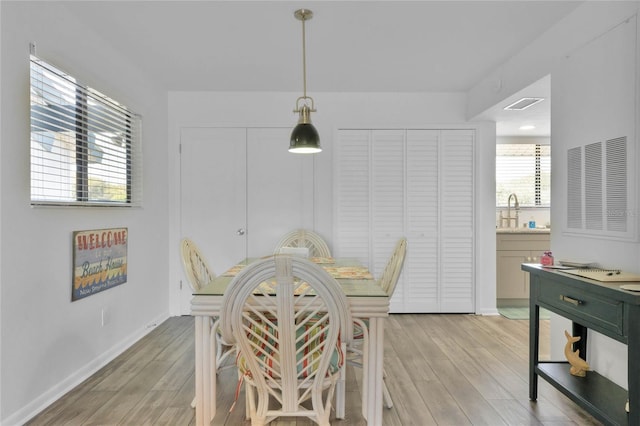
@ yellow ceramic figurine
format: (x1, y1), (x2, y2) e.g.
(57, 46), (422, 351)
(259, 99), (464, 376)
(564, 330), (590, 377)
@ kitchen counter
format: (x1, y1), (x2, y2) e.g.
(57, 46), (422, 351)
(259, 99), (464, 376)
(496, 227), (550, 234)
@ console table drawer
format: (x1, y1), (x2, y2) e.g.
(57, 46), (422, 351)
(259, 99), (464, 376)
(538, 281), (624, 336)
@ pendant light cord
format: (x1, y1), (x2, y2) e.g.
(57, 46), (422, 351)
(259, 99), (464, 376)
(301, 16), (307, 99)
(293, 9), (315, 113)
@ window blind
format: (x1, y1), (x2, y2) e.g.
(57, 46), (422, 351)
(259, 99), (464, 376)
(30, 55), (142, 206)
(496, 144), (550, 207)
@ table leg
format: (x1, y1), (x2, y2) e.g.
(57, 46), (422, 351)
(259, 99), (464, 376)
(628, 304), (640, 425)
(195, 315), (215, 425)
(529, 300), (539, 401)
(365, 317), (384, 426)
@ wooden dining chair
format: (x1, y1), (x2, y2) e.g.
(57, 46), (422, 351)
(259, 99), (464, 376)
(180, 238), (235, 407)
(181, 238), (215, 292)
(273, 229), (332, 258)
(219, 255), (352, 425)
(349, 237), (407, 409)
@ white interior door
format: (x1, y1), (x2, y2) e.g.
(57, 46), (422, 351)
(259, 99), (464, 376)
(179, 127), (314, 313)
(179, 127), (247, 313)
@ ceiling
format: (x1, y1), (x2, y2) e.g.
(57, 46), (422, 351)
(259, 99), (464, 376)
(481, 74), (552, 138)
(62, 1), (581, 136)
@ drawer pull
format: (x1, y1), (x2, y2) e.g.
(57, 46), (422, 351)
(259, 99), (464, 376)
(560, 295), (583, 306)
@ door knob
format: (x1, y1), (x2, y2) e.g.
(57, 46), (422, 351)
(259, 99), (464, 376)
(236, 228), (246, 236)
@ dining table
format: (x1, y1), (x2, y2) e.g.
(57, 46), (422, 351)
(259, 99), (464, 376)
(190, 256), (389, 426)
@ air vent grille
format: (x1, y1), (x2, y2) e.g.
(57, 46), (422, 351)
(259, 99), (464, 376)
(567, 147), (582, 229)
(584, 142), (603, 230)
(566, 136), (628, 234)
(503, 97), (544, 111)
(606, 137), (627, 232)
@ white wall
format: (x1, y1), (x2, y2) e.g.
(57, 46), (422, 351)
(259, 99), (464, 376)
(470, 1), (640, 391)
(0, 3), (170, 424)
(168, 91), (498, 315)
(468, 1), (640, 119)
(549, 9), (639, 388)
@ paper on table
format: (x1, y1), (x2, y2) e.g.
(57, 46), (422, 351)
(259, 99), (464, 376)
(542, 265), (576, 270)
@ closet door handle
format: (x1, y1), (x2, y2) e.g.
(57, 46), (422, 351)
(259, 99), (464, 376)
(560, 295), (583, 306)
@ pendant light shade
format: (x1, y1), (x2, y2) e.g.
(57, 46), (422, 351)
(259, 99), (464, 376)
(289, 104), (321, 153)
(289, 9), (321, 154)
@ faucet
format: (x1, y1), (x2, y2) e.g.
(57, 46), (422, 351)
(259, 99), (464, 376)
(506, 193), (520, 228)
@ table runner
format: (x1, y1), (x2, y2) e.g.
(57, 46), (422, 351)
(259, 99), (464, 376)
(221, 260), (373, 280)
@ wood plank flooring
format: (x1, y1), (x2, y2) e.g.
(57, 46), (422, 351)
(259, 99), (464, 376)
(26, 314), (602, 425)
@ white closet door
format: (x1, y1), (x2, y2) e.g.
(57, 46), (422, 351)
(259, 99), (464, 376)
(334, 130), (371, 263)
(179, 127), (313, 314)
(371, 130), (406, 308)
(440, 130), (475, 312)
(403, 130), (440, 312)
(179, 127), (247, 313)
(335, 128), (475, 313)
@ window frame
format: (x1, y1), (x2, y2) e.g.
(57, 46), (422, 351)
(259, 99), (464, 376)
(30, 55), (142, 207)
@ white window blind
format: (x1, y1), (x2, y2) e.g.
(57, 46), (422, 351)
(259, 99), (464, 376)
(496, 144), (550, 207)
(30, 55), (142, 206)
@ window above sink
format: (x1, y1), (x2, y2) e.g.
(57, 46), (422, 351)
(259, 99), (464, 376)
(496, 143), (550, 208)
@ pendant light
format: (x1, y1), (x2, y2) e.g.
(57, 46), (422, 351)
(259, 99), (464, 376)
(289, 9), (321, 154)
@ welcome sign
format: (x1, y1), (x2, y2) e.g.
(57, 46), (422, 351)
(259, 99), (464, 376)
(72, 228), (128, 301)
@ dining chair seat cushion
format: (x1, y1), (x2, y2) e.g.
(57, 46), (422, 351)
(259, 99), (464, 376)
(236, 316), (344, 379)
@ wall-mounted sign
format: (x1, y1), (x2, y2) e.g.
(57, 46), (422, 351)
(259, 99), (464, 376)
(72, 228), (128, 301)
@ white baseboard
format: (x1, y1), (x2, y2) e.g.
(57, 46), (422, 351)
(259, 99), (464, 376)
(477, 308), (500, 316)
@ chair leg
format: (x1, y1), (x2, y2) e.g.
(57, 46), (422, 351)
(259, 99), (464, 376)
(335, 342), (346, 418)
(382, 380), (393, 409)
(381, 366), (393, 408)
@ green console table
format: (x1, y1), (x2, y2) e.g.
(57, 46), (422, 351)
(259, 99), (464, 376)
(522, 264), (640, 425)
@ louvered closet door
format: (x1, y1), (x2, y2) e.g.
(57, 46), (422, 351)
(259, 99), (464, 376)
(402, 130), (440, 312)
(335, 130), (371, 263)
(371, 130), (406, 294)
(335, 128), (475, 313)
(440, 130), (475, 312)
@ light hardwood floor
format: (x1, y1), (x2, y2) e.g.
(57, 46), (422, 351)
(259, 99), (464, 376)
(27, 314), (602, 425)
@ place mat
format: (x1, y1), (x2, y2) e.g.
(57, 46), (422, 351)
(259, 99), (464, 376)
(256, 280), (310, 295)
(322, 266), (373, 280)
(309, 256), (335, 264)
(221, 264), (247, 277)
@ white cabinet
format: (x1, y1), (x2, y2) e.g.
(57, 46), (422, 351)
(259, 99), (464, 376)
(496, 232), (550, 304)
(335, 129), (475, 313)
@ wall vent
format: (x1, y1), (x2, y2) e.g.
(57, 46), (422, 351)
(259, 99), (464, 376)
(567, 147), (582, 229)
(566, 136), (628, 234)
(584, 142), (603, 230)
(606, 137), (627, 232)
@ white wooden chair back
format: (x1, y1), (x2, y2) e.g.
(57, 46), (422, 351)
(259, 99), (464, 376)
(379, 238), (407, 296)
(220, 256), (351, 426)
(274, 229), (332, 258)
(180, 238), (215, 291)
